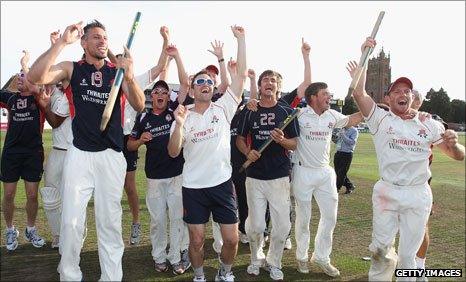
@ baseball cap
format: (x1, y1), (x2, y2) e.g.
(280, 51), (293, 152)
(205, 65), (219, 76)
(151, 80), (169, 92)
(386, 77), (413, 95)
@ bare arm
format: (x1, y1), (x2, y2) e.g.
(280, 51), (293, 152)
(168, 105), (187, 158)
(166, 44), (189, 101)
(20, 50), (30, 73)
(119, 46), (145, 112)
(230, 26), (247, 98)
(148, 26), (170, 82)
(34, 86), (66, 128)
(236, 135), (250, 157)
(297, 38), (311, 99)
(159, 56), (172, 81)
(346, 112), (364, 127)
(270, 128), (297, 150)
(127, 132), (152, 151)
(28, 22), (83, 85)
(436, 130), (465, 161)
(247, 69), (258, 100)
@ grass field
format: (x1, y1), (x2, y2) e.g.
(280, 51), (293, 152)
(0, 130), (465, 281)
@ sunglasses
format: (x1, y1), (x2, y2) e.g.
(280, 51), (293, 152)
(194, 78), (214, 86)
(151, 88), (168, 95)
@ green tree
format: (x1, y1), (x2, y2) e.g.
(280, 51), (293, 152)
(450, 99), (466, 123)
(342, 97), (359, 115)
(423, 88), (451, 121)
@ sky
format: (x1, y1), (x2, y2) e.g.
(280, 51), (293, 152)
(1, 1), (465, 101)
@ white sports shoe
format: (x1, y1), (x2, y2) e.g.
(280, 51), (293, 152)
(284, 238), (292, 250)
(264, 264), (284, 281)
(130, 223), (141, 245)
(25, 227), (46, 248)
(193, 275), (206, 282)
(215, 269), (235, 282)
(6, 228), (19, 251)
(239, 232), (249, 244)
(297, 260), (309, 274)
(311, 256), (340, 277)
(246, 264), (261, 276)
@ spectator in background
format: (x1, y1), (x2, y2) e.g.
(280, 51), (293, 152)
(333, 126), (359, 194)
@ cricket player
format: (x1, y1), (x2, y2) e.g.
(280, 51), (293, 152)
(28, 20), (145, 281)
(352, 38), (465, 281)
(292, 81), (362, 277)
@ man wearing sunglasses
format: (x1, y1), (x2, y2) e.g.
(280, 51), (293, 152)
(168, 25), (246, 282)
(352, 38), (465, 281)
(1, 67), (47, 252)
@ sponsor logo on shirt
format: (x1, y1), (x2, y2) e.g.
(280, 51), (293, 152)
(386, 126), (395, 135)
(211, 115), (219, 124)
(80, 78), (88, 86)
(166, 114), (172, 122)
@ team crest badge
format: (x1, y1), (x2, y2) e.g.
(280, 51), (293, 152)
(418, 128), (428, 138)
(328, 122), (334, 129)
(166, 114), (172, 122)
(211, 115), (219, 123)
(386, 126), (395, 135)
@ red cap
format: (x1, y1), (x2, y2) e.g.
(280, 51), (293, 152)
(205, 65), (219, 75)
(387, 77), (413, 94)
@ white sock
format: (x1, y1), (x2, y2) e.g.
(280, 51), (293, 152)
(26, 226), (36, 232)
(7, 226), (15, 232)
(416, 256), (426, 269)
(194, 266), (204, 277)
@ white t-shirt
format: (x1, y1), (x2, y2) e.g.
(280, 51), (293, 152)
(123, 71), (153, 135)
(365, 103), (445, 186)
(293, 106), (349, 168)
(170, 88), (241, 188)
(50, 88), (72, 149)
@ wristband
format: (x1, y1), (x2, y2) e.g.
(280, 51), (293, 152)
(218, 58), (225, 63)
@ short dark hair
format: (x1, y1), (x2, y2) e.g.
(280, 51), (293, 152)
(82, 20), (106, 39)
(257, 70), (282, 95)
(191, 70), (209, 89)
(305, 82), (328, 104)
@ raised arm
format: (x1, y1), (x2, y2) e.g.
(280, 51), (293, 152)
(229, 25), (247, 98)
(148, 26), (170, 81)
(346, 112), (364, 127)
(159, 56), (173, 81)
(247, 69), (258, 100)
(168, 105), (188, 158)
(208, 40), (230, 93)
(118, 46), (145, 112)
(297, 38), (311, 99)
(165, 44), (189, 101)
(20, 50), (30, 73)
(28, 22), (82, 85)
(350, 38), (377, 117)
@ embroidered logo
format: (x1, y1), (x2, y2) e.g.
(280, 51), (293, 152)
(165, 114), (172, 122)
(417, 128), (427, 138)
(211, 115), (219, 123)
(328, 122), (334, 129)
(80, 78), (88, 86)
(386, 126), (395, 135)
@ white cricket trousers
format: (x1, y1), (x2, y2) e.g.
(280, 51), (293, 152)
(369, 180), (432, 281)
(146, 175), (186, 264)
(245, 177), (291, 269)
(43, 148), (67, 237)
(292, 165), (338, 263)
(59, 145), (126, 281)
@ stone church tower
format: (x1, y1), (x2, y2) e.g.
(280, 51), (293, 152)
(365, 48), (391, 103)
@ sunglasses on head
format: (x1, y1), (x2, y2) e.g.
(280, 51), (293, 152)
(194, 78), (214, 86)
(152, 88), (168, 95)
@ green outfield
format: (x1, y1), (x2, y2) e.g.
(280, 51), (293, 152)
(0, 131), (465, 281)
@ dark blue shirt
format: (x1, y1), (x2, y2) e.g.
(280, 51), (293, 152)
(238, 102), (299, 180)
(0, 90), (44, 154)
(66, 60), (123, 152)
(130, 108), (183, 179)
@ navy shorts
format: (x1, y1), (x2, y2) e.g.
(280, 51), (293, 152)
(123, 135), (138, 172)
(1, 149), (44, 182)
(182, 179), (239, 225)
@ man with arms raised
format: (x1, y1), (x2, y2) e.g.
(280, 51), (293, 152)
(352, 38), (464, 281)
(28, 20), (145, 281)
(168, 26), (246, 282)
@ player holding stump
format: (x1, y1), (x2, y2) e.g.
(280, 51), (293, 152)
(28, 20), (145, 281)
(352, 37), (465, 281)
